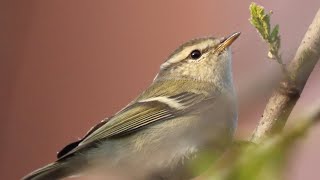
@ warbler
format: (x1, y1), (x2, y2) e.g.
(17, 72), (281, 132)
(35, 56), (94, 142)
(23, 32), (240, 180)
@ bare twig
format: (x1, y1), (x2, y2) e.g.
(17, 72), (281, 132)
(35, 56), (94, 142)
(251, 9), (320, 143)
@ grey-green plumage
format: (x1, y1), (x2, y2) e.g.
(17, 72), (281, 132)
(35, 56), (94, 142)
(23, 32), (240, 180)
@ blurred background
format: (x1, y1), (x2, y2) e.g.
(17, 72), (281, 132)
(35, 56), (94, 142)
(1, 0), (320, 179)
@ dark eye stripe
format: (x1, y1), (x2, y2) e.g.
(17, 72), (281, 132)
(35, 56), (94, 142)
(201, 46), (211, 54)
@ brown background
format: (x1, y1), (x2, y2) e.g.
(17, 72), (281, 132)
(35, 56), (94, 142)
(1, 0), (320, 179)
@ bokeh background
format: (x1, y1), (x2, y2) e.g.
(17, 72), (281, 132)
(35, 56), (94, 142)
(1, 0), (320, 179)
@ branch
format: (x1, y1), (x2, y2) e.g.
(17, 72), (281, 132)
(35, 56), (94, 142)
(196, 108), (320, 180)
(251, 9), (320, 143)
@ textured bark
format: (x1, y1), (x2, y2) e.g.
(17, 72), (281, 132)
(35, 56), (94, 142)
(251, 9), (320, 143)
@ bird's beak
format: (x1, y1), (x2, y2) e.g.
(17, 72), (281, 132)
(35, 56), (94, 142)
(214, 32), (241, 54)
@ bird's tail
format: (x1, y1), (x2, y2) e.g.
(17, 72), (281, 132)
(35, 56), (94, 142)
(22, 161), (74, 180)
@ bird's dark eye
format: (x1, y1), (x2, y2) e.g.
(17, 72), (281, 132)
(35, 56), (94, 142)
(190, 50), (202, 60)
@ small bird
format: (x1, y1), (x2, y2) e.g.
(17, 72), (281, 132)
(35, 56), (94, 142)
(23, 32), (240, 180)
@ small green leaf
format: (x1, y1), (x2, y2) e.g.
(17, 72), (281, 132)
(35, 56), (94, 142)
(249, 2), (281, 61)
(249, 3), (271, 41)
(270, 25), (280, 43)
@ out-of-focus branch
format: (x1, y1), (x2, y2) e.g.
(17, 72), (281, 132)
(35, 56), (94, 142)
(251, 9), (320, 143)
(195, 108), (320, 180)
